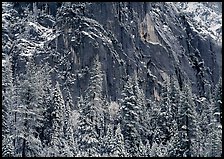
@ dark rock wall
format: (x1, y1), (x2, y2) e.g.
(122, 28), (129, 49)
(9, 2), (222, 104)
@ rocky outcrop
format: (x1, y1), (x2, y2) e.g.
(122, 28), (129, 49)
(3, 2), (222, 103)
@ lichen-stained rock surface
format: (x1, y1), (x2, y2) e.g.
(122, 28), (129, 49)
(2, 2), (222, 102)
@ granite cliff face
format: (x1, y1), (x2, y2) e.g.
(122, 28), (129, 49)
(2, 2), (222, 103)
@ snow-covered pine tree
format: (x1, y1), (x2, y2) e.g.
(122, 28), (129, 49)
(2, 56), (15, 157)
(205, 77), (222, 157)
(150, 141), (168, 157)
(177, 82), (198, 157)
(76, 54), (105, 156)
(213, 77), (222, 124)
(11, 75), (22, 156)
(169, 76), (181, 121)
(201, 92), (222, 157)
(98, 97), (110, 156)
(166, 76), (183, 157)
(14, 58), (44, 157)
(206, 107), (222, 157)
(98, 124), (113, 156)
(157, 79), (172, 146)
(37, 63), (54, 148)
(132, 71), (148, 145)
(63, 89), (76, 156)
(102, 97), (110, 137)
(196, 89), (222, 157)
(76, 114), (99, 156)
(166, 118), (181, 157)
(110, 123), (127, 157)
(149, 79), (179, 157)
(99, 108), (110, 156)
(120, 74), (142, 157)
(145, 98), (159, 153)
(49, 81), (66, 157)
(85, 54), (104, 102)
(73, 94), (84, 156)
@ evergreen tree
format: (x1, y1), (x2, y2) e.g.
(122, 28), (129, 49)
(63, 89), (76, 156)
(37, 63), (54, 147)
(196, 92), (222, 157)
(49, 81), (66, 156)
(120, 74), (142, 157)
(166, 76), (183, 157)
(2, 57), (15, 157)
(76, 54), (105, 156)
(169, 76), (181, 121)
(150, 141), (168, 157)
(206, 78), (222, 157)
(157, 80), (172, 145)
(76, 112), (99, 156)
(213, 77), (222, 124)
(177, 82), (198, 157)
(14, 58), (44, 157)
(110, 124), (127, 157)
(206, 108), (222, 157)
(166, 119), (181, 157)
(145, 98), (159, 152)
(98, 124), (113, 156)
(132, 71), (148, 144)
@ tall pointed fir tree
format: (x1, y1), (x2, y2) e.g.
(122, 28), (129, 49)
(120, 73), (142, 157)
(2, 56), (15, 157)
(48, 81), (66, 157)
(14, 58), (44, 157)
(205, 96), (222, 157)
(150, 79), (173, 157)
(76, 54), (105, 156)
(177, 82), (198, 157)
(132, 71), (148, 145)
(98, 123), (113, 157)
(145, 97), (160, 155)
(156, 79), (172, 146)
(12, 74), (23, 156)
(166, 76), (183, 157)
(63, 89), (76, 156)
(213, 77), (222, 125)
(196, 87), (222, 157)
(37, 63), (54, 149)
(110, 123), (127, 157)
(207, 77), (222, 157)
(169, 76), (181, 122)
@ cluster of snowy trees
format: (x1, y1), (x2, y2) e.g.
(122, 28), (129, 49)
(2, 53), (222, 157)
